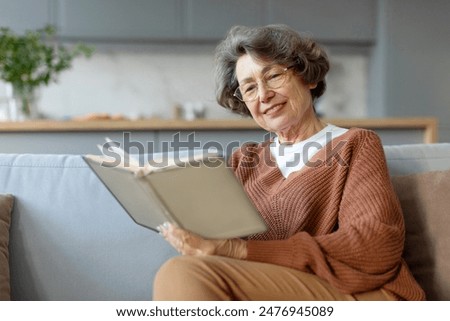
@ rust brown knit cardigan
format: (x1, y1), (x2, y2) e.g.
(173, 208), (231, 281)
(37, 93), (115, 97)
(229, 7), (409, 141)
(231, 128), (425, 300)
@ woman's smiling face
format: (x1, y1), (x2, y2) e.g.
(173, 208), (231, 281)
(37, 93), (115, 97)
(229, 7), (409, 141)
(235, 54), (318, 140)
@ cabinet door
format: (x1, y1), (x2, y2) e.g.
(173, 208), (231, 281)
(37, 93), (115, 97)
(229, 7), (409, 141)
(185, 0), (265, 40)
(267, 0), (376, 43)
(156, 130), (270, 156)
(0, 131), (158, 154)
(56, 0), (183, 40)
(0, 0), (52, 33)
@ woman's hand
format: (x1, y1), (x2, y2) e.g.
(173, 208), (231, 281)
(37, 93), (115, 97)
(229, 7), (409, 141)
(158, 222), (247, 259)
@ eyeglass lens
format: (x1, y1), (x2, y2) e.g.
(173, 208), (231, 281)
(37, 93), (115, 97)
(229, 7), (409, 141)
(235, 67), (290, 102)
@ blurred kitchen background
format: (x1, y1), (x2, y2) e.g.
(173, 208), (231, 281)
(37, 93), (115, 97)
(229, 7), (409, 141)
(0, 0), (449, 142)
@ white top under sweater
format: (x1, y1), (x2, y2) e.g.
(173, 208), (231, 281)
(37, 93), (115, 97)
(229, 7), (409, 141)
(270, 124), (349, 178)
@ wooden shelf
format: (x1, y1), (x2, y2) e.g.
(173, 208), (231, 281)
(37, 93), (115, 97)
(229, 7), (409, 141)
(328, 117), (438, 143)
(0, 117), (438, 143)
(0, 118), (258, 132)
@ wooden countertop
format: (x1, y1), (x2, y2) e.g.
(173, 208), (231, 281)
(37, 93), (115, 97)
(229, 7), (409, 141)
(0, 117), (438, 143)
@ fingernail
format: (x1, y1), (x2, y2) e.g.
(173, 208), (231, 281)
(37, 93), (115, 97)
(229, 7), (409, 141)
(163, 222), (170, 229)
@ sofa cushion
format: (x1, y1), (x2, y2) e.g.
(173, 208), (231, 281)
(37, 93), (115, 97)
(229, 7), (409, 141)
(0, 194), (14, 301)
(384, 143), (450, 176)
(391, 169), (450, 300)
(0, 154), (176, 300)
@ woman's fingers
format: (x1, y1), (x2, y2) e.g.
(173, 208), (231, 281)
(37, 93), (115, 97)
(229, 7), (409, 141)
(157, 222), (246, 258)
(158, 222), (212, 255)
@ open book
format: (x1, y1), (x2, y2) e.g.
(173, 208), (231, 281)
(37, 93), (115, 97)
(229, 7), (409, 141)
(82, 138), (267, 239)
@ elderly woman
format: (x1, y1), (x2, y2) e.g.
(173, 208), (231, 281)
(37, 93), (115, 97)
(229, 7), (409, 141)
(153, 25), (425, 301)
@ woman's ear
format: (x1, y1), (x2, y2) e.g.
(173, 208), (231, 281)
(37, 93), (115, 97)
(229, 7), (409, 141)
(309, 83), (318, 89)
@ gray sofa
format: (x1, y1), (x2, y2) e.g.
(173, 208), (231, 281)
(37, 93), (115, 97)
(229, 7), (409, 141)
(1, 143), (450, 300)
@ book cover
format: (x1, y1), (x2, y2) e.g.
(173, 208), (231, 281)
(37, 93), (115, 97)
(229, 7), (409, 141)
(83, 140), (267, 239)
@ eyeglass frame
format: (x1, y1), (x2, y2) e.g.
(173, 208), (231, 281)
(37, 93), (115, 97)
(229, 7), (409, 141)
(233, 65), (296, 102)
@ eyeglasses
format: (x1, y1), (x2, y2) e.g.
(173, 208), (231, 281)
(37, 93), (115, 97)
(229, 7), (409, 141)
(233, 66), (294, 102)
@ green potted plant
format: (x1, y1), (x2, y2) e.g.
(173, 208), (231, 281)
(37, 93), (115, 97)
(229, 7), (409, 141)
(0, 25), (94, 119)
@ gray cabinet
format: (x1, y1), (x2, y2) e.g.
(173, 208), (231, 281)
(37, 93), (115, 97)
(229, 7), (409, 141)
(0, 130), (269, 155)
(156, 130), (269, 154)
(1, 0), (376, 43)
(0, 131), (158, 154)
(267, 0), (376, 43)
(56, 0), (184, 40)
(0, 0), (53, 33)
(185, 0), (265, 40)
(0, 126), (432, 155)
(186, 0), (376, 43)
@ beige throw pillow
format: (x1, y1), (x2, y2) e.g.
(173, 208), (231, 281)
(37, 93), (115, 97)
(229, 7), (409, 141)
(391, 169), (450, 300)
(0, 194), (14, 301)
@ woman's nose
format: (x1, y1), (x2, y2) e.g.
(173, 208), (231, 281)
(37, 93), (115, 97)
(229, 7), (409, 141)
(258, 84), (275, 103)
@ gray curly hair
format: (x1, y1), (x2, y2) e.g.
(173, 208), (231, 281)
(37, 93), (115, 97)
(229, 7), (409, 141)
(214, 24), (330, 117)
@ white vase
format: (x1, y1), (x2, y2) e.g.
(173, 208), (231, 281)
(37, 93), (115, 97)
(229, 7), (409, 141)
(9, 84), (40, 120)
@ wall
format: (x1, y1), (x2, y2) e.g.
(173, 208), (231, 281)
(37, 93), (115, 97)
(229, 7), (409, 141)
(0, 1), (372, 122)
(35, 43), (231, 120)
(370, 0), (450, 142)
(1, 42), (368, 121)
(4, 0), (449, 143)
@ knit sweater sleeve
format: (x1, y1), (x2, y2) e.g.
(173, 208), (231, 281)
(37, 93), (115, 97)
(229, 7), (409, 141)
(245, 131), (405, 294)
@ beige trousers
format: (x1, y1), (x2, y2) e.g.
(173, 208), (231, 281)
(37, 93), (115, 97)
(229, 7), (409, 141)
(153, 256), (395, 301)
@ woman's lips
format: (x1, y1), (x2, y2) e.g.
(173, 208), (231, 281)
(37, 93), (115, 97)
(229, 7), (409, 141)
(264, 103), (284, 115)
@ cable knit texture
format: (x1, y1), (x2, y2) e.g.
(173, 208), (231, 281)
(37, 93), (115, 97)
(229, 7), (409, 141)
(231, 128), (425, 300)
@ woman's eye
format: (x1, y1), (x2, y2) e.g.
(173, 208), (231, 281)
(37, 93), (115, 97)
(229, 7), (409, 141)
(243, 84), (257, 94)
(267, 73), (282, 80)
